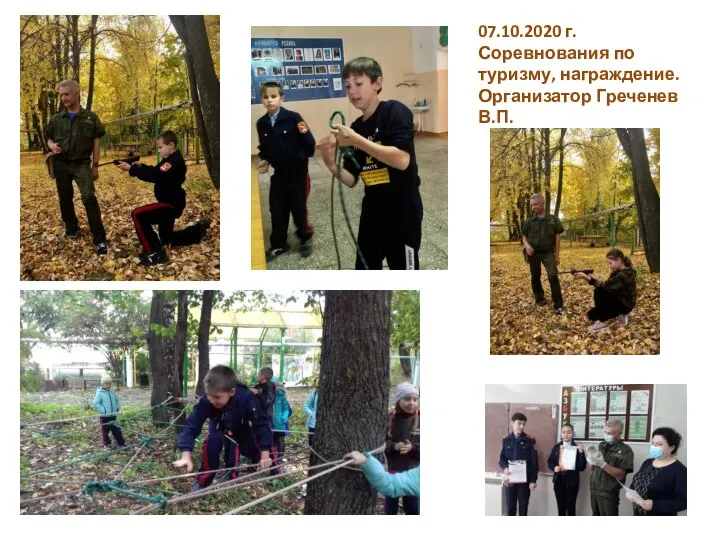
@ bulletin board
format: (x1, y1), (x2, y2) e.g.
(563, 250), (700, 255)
(561, 384), (654, 442)
(250, 37), (346, 104)
(485, 402), (558, 475)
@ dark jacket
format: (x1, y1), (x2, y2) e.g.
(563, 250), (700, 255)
(385, 408), (420, 473)
(522, 214), (564, 253)
(547, 440), (587, 487)
(129, 150), (187, 217)
(589, 267), (637, 309)
(256, 107), (315, 175)
(177, 382), (272, 453)
(499, 432), (539, 483)
(630, 459), (687, 516)
(254, 380), (276, 421)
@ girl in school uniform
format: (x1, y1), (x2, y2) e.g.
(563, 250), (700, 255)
(547, 424), (587, 516)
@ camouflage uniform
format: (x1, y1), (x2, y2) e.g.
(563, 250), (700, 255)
(589, 440), (634, 516)
(522, 214), (564, 309)
(44, 108), (106, 243)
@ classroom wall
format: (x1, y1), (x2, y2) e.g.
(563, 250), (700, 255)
(250, 26), (448, 154)
(485, 384), (687, 516)
(411, 26), (448, 133)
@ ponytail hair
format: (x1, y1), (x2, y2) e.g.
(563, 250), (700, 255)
(606, 248), (632, 268)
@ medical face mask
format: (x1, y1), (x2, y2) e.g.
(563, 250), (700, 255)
(603, 434), (614, 444)
(649, 445), (664, 459)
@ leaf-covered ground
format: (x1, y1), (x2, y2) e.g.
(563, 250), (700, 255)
(20, 389), (389, 515)
(20, 152), (219, 281)
(490, 243), (660, 355)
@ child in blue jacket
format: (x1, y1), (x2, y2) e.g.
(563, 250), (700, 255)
(93, 374), (126, 449)
(271, 377), (290, 462)
(345, 451), (420, 499)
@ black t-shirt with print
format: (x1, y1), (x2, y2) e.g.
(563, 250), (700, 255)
(342, 100), (423, 227)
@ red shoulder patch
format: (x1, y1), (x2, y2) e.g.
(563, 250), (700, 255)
(297, 121), (309, 134)
(160, 162), (172, 172)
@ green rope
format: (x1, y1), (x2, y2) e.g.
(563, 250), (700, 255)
(83, 479), (168, 506)
(21, 436), (154, 478)
(329, 111), (368, 270)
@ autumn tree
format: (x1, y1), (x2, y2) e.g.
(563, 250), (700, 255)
(305, 291), (392, 515)
(149, 291), (180, 425)
(615, 128), (660, 272)
(169, 15), (220, 189)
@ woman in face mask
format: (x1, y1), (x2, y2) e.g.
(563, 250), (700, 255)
(547, 424), (587, 516)
(627, 427), (687, 515)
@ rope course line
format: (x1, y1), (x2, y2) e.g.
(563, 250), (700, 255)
(328, 110), (368, 270)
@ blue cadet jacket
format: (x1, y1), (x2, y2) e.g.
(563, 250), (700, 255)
(547, 440), (588, 487)
(499, 432), (539, 483)
(304, 389), (318, 429)
(93, 386), (120, 417)
(256, 107), (315, 175)
(359, 453), (420, 498)
(177, 382), (272, 452)
(129, 149), (187, 216)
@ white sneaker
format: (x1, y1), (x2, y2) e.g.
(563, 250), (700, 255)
(588, 321), (610, 333)
(617, 314), (629, 326)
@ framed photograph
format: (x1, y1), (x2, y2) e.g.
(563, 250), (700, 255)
(630, 390), (650, 414)
(301, 65), (314, 75)
(589, 391), (607, 415)
(294, 48), (304, 62)
(609, 391), (628, 414)
(571, 392), (587, 415)
(329, 64), (341, 74)
(323, 48), (332, 60)
(315, 65), (327, 75)
(255, 66), (266, 77)
(285, 66), (299, 76)
(251, 49), (262, 60)
(290, 80), (297, 89)
(271, 66), (284, 76)
(282, 80), (289, 90)
(333, 47), (341, 60)
(284, 48), (294, 61)
(588, 416), (606, 439)
(314, 48), (323, 60)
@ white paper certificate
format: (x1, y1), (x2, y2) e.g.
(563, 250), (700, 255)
(508, 460), (527, 483)
(561, 447), (577, 470)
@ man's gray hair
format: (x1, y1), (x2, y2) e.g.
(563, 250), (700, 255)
(530, 193), (545, 203)
(58, 80), (80, 93)
(606, 418), (624, 432)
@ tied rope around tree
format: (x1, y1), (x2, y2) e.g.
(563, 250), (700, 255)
(329, 111), (368, 270)
(83, 479), (170, 506)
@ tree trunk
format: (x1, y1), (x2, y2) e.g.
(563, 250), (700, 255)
(304, 291), (391, 515)
(86, 15), (98, 111)
(554, 128), (567, 216)
(615, 128), (660, 271)
(68, 16), (80, 84)
(195, 290), (214, 397)
(149, 292), (180, 425)
(542, 128), (552, 209)
(398, 344), (412, 378)
(174, 291), (189, 396)
(170, 15), (221, 189)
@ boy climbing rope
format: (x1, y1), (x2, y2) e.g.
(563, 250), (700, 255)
(319, 57), (423, 270)
(172, 365), (273, 491)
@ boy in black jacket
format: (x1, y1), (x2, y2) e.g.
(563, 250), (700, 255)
(115, 131), (208, 266)
(173, 365), (273, 490)
(256, 83), (315, 261)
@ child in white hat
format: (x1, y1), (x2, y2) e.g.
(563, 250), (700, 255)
(93, 374), (125, 449)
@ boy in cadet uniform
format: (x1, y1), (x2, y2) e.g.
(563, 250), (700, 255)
(319, 57), (424, 270)
(115, 130), (209, 266)
(499, 412), (538, 516)
(44, 79), (109, 255)
(172, 365), (273, 491)
(587, 418), (635, 516)
(522, 193), (564, 314)
(256, 82), (316, 262)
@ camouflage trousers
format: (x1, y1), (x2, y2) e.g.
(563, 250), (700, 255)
(528, 250), (563, 309)
(54, 159), (106, 244)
